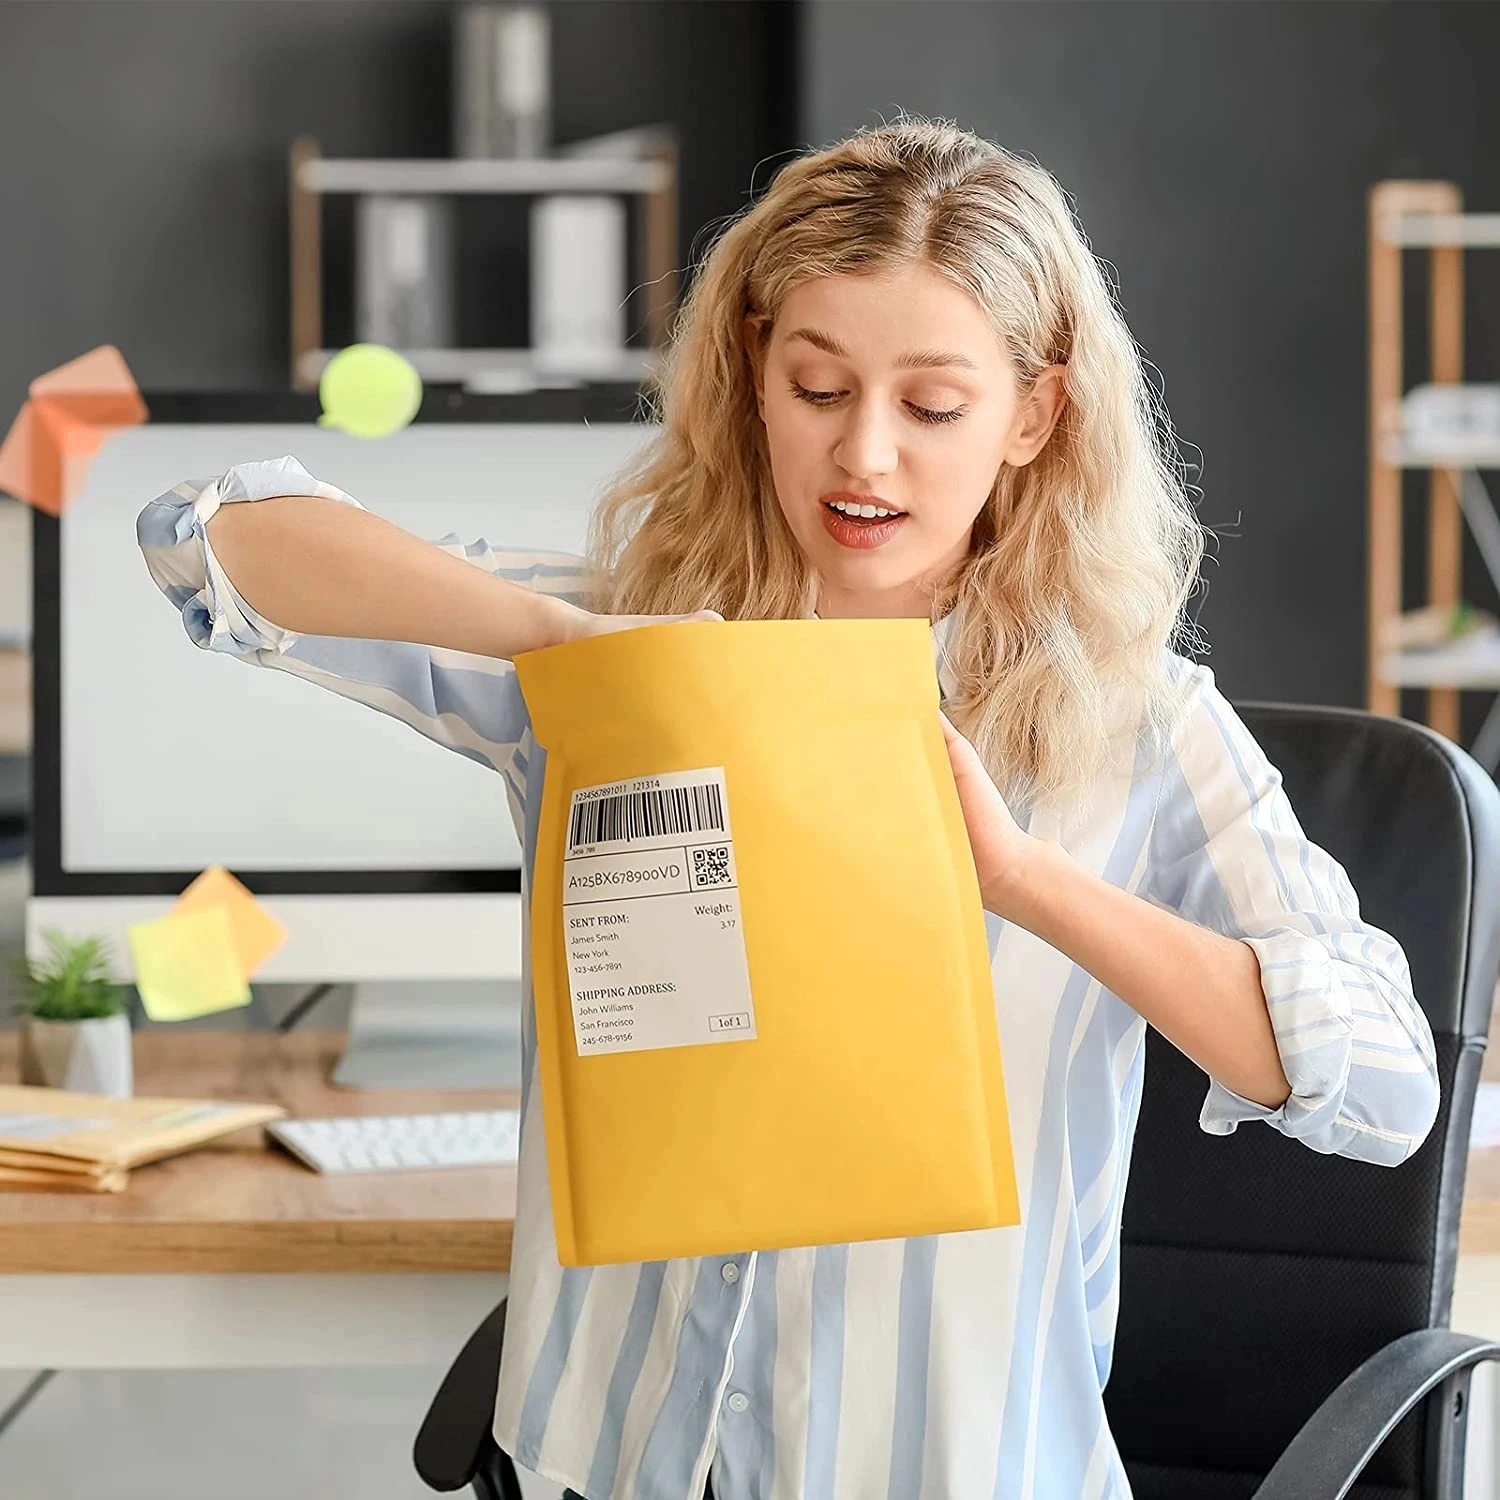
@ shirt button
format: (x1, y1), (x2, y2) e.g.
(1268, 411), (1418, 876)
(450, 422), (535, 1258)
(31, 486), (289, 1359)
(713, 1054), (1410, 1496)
(721, 1262), (740, 1284)
(727, 1391), (750, 1413)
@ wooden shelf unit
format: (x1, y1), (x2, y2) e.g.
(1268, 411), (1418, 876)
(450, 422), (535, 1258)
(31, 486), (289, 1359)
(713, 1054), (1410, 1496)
(1368, 180), (1466, 739)
(288, 133), (680, 394)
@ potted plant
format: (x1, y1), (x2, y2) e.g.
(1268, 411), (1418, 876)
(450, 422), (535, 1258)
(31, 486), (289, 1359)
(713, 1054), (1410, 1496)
(14, 931), (133, 1097)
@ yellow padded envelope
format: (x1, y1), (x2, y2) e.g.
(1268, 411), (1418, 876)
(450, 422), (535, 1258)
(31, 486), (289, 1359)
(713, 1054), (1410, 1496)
(514, 617), (1018, 1266)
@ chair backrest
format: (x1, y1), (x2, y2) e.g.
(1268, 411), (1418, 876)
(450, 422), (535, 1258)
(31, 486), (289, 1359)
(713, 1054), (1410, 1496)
(1104, 703), (1500, 1500)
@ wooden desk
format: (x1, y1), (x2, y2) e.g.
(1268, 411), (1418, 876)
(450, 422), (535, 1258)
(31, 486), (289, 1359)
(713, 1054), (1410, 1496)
(2, 1023), (1494, 1374)
(1, 1026), (1495, 1260)
(0, 1030), (516, 1275)
(0, 1030), (514, 1370)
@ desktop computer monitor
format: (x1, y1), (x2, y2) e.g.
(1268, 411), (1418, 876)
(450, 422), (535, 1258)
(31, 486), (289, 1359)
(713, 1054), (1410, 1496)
(28, 390), (658, 985)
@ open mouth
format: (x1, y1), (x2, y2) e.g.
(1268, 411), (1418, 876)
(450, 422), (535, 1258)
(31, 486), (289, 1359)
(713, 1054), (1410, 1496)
(821, 500), (909, 550)
(824, 499), (906, 522)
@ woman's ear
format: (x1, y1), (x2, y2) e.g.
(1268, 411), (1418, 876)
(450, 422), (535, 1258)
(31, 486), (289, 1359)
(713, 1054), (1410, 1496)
(1001, 365), (1067, 467)
(743, 315), (767, 422)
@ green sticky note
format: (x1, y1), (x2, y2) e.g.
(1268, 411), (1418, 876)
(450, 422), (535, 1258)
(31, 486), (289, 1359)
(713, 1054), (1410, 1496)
(127, 907), (252, 1022)
(317, 344), (423, 439)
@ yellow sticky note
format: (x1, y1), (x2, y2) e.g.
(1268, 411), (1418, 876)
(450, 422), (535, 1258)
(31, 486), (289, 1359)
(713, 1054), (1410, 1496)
(127, 907), (252, 1022)
(172, 866), (285, 978)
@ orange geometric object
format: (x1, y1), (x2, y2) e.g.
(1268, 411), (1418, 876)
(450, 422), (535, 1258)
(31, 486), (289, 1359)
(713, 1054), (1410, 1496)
(171, 865), (287, 980)
(0, 346), (147, 515)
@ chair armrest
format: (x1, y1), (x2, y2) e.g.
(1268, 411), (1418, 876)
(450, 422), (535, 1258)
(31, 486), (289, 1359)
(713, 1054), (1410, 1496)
(1253, 1328), (1500, 1500)
(413, 1298), (510, 1493)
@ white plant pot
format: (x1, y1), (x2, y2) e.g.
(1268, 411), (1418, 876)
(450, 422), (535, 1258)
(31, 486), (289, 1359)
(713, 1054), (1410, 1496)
(19, 1014), (133, 1098)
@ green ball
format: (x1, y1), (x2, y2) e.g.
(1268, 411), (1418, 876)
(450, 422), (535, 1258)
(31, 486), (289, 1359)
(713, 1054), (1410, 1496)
(317, 345), (423, 439)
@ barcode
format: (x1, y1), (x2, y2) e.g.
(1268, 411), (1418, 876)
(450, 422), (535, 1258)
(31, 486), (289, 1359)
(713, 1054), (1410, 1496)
(569, 782), (725, 851)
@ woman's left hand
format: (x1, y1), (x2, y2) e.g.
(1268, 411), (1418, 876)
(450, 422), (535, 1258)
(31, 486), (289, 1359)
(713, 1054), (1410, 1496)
(940, 711), (1036, 917)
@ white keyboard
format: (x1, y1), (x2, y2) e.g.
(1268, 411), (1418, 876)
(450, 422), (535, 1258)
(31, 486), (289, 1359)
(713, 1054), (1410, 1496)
(267, 1110), (521, 1174)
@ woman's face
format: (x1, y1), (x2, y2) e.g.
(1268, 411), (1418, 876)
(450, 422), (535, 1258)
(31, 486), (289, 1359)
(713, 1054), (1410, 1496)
(749, 262), (1065, 618)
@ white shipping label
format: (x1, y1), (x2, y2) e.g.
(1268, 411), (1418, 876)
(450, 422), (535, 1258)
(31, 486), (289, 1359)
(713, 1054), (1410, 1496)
(0, 1114), (109, 1141)
(562, 768), (756, 1056)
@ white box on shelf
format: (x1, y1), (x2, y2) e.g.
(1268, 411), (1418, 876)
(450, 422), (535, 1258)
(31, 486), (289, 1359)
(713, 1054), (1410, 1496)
(452, 2), (551, 159)
(355, 195), (456, 350)
(529, 195), (627, 373)
(1396, 384), (1500, 466)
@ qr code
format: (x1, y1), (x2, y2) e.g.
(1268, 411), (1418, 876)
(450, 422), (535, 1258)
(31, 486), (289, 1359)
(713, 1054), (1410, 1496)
(691, 845), (734, 888)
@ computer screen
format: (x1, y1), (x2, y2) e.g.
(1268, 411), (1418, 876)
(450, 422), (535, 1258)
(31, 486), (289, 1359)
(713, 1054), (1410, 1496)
(38, 397), (657, 897)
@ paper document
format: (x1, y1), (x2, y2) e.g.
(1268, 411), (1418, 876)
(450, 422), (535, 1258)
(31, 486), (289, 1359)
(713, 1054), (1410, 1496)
(127, 866), (286, 1022)
(128, 906), (252, 1021)
(0, 1084), (284, 1193)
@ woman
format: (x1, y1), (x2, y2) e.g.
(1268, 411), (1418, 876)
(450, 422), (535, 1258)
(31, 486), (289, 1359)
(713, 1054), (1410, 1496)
(137, 119), (1436, 1499)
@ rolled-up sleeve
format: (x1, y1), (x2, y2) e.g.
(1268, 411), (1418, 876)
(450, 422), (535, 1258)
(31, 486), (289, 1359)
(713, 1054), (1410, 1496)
(136, 456), (590, 789)
(1143, 661), (1440, 1166)
(136, 456), (362, 658)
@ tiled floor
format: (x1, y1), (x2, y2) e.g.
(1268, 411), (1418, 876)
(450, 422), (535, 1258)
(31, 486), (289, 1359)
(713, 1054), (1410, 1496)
(0, 856), (561, 1500)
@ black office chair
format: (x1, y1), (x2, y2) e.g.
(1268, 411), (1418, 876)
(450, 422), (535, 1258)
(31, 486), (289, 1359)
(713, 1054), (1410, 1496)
(1105, 703), (1500, 1498)
(416, 703), (1500, 1500)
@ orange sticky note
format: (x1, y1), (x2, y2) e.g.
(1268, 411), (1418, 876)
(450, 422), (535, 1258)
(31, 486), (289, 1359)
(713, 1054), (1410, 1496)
(171, 866), (286, 979)
(0, 346), (147, 515)
(128, 907), (252, 1022)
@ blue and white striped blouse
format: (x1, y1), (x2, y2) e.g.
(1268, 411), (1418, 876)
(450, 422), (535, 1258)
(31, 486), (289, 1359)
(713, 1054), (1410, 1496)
(138, 457), (1439, 1500)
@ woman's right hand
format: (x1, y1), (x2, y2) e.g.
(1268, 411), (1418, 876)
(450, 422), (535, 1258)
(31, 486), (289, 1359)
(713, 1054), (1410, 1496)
(551, 601), (724, 645)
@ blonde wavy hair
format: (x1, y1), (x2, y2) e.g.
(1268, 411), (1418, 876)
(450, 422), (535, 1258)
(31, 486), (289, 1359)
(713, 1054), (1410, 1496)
(589, 116), (1204, 803)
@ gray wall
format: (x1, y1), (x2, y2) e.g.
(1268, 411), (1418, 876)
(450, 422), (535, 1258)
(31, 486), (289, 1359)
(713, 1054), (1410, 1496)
(13, 0), (1498, 712)
(0, 0), (795, 406)
(803, 0), (1500, 713)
